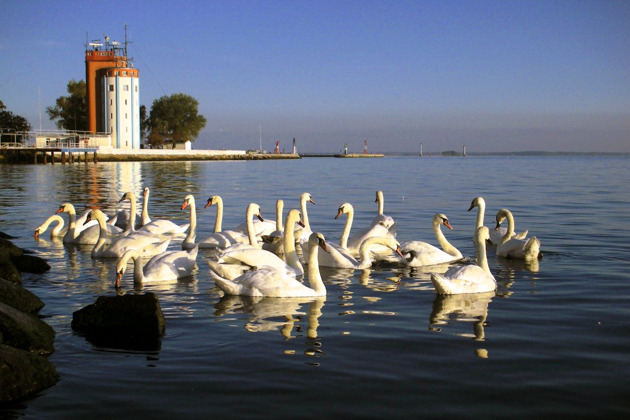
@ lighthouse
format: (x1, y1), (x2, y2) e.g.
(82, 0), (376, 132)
(85, 29), (140, 149)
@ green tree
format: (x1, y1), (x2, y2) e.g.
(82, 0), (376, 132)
(139, 105), (149, 145)
(0, 100), (32, 144)
(148, 93), (206, 149)
(46, 79), (88, 131)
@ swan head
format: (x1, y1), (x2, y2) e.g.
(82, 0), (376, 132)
(286, 209), (304, 227)
(204, 195), (221, 209)
(310, 232), (329, 253)
(56, 203), (74, 215)
(301, 192), (315, 205)
(181, 194), (195, 210)
(335, 202), (353, 219)
(475, 226), (491, 244)
(434, 213), (453, 230)
(119, 191), (134, 203)
(468, 196), (484, 212)
(143, 187), (150, 198)
(494, 209), (510, 230)
(246, 203), (264, 222)
(375, 190), (384, 204)
(84, 209), (105, 225)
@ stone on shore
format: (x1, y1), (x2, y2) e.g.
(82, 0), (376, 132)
(0, 277), (45, 314)
(71, 293), (165, 351)
(0, 302), (55, 354)
(0, 343), (59, 403)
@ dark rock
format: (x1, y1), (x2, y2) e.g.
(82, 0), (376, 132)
(10, 254), (50, 274)
(0, 302), (55, 354)
(0, 260), (21, 285)
(0, 231), (16, 239)
(71, 293), (165, 351)
(0, 278), (45, 314)
(0, 344), (58, 403)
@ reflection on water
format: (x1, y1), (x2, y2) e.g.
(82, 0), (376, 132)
(214, 295), (325, 341)
(429, 291), (495, 356)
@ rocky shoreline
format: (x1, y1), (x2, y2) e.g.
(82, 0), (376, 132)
(0, 233), (57, 403)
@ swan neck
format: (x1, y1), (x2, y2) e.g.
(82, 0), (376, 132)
(475, 200), (485, 230)
(246, 206), (260, 248)
(339, 208), (353, 249)
(357, 237), (383, 268)
(132, 254), (145, 284)
(125, 193), (137, 233)
(306, 241), (325, 295)
(301, 196), (311, 231)
(283, 211), (302, 273)
(214, 197), (223, 233)
(184, 199), (197, 244)
(377, 191), (384, 215)
(141, 191), (150, 225)
(476, 236), (490, 274)
(434, 219), (460, 257)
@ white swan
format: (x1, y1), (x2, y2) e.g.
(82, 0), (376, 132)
(373, 190), (397, 234)
(86, 209), (170, 258)
(210, 208), (304, 278)
(317, 235), (403, 269)
(115, 245), (199, 287)
(338, 202), (397, 258)
(56, 202), (122, 244)
(260, 199), (286, 258)
(397, 213), (464, 267)
(430, 226), (497, 295)
(197, 195), (252, 249)
(295, 192), (315, 246)
(468, 196), (527, 245)
(181, 195), (262, 250)
(120, 191), (189, 236)
(494, 208), (541, 260)
(34, 215), (67, 239)
(209, 232), (329, 297)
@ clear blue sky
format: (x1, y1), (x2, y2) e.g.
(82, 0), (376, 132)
(2, 0), (629, 153)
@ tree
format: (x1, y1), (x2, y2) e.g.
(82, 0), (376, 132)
(139, 105), (149, 145)
(0, 100), (32, 144)
(148, 93), (207, 149)
(46, 79), (88, 131)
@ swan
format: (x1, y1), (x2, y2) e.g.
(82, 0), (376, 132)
(260, 199), (286, 258)
(317, 235), (403, 269)
(468, 196), (528, 245)
(430, 226), (497, 295)
(120, 191), (189, 236)
(295, 192), (315, 246)
(231, 198), (278, 238)
(181, 195), (262, 250)
(34, 215), (67, 239)
(373, 190), (397, 234)
(85, 209), (170, 258)
(115, 245), (199, 287)
(56, 202), (122, 244)
(338, 202), (396, 258)
(396, 213), (464, 267)
(494, 208), (541, 260)
(210, 208), (305, 278)
(197, 195), (253, 249)
(209, 232), (329, 297)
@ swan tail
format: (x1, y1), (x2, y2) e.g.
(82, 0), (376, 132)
(514, 230), (529, 240)
(430, 273), (455, 295)
(208, 269), (241, 295)
(524, 236), (540, 259)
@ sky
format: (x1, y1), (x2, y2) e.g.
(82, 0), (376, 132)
(1, 0), (629, 153)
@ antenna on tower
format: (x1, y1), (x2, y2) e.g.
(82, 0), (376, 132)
(124, 24), (129, 58)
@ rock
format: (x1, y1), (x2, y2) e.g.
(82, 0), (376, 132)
(0, 344), (58, 403)
(0, 277), (45, 314)
(0, 302), (55, 354)
(11, 254), (50, 274)
(71, 293), (165, 351)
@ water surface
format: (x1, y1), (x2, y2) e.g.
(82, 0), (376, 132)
(1, 156), (629, 418)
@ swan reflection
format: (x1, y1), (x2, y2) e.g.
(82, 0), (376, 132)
(214, 295), (325, 340)
(429, 291), (495, 353)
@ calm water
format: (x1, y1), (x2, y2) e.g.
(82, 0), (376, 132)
(1, 156), (629, 418)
